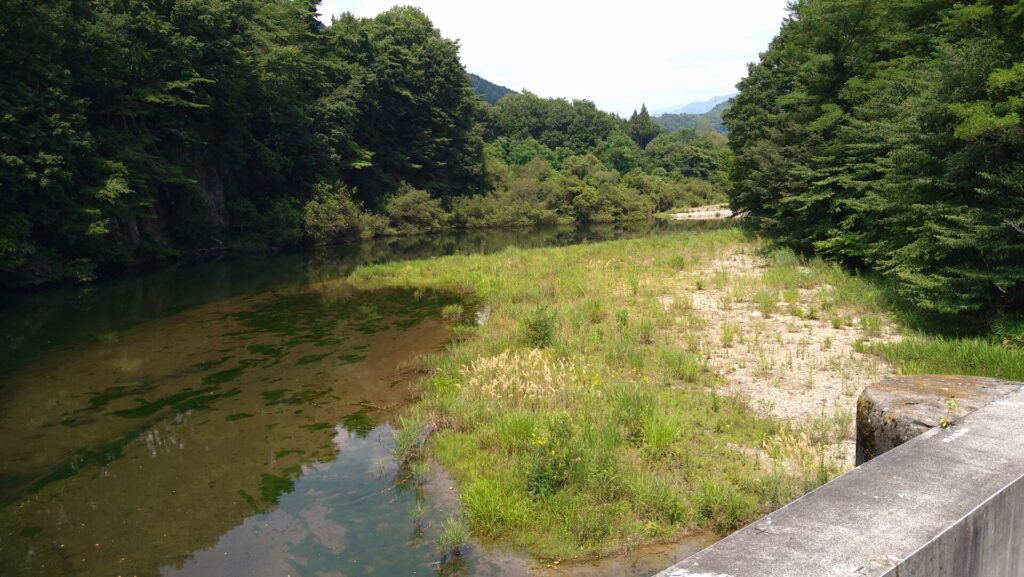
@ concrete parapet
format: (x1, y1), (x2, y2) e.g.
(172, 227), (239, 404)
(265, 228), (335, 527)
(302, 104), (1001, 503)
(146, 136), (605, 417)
(655, 375), (1024, 577)
(856, 375), (1023, 465)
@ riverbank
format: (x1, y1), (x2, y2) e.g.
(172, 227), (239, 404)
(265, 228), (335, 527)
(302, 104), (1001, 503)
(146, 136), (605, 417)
(348, 224), (1024, 562)
(346, 227), (868, 560)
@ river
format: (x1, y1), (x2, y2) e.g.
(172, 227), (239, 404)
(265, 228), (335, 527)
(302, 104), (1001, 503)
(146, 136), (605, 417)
(0, 221), (722, 577)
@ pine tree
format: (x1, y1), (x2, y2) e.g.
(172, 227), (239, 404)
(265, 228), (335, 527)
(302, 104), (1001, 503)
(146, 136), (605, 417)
(628, 104), (661, 149)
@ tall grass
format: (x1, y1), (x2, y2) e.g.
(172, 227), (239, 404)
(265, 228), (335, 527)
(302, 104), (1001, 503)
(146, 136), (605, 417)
(755, 246), (1023, 382)
(350, 227), (826, 559)
(352, 226), (976, 560)
(868, 336), (1024, 381)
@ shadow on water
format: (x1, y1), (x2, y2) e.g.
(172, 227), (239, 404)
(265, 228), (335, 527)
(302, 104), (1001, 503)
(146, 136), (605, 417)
(0, 221), (725, 577)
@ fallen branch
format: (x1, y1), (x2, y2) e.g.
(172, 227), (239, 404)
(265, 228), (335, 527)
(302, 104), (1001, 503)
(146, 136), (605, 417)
(1007, 218), (1024, 236)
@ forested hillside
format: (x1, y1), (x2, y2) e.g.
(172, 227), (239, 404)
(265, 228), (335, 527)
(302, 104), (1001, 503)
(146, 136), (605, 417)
(726, 0), (1024, 319)
(469, 73), (515, 105)
(654, 101), (730, 134)
(0, 1), (726, 288)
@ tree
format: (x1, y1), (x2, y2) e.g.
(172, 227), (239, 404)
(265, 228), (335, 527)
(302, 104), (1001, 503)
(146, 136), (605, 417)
(725, 0), (1024, 317)
(627, 104), (661, 149)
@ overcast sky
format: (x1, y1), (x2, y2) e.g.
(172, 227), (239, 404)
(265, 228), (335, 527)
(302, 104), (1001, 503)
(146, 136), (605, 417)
(317, 1), (791, 116)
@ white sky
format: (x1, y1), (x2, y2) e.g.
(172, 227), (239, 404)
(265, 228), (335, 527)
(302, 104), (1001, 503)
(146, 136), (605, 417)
(317, 1), (791, 116)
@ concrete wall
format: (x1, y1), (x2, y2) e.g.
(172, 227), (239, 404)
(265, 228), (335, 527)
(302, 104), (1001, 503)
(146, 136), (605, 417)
(656, 378), (1024, 577)
(886, 472), (1024, 577)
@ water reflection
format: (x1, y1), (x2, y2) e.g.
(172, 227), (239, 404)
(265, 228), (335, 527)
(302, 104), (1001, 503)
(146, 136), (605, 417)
(0, 285), (460, 576)
(162, 424), (466, 577)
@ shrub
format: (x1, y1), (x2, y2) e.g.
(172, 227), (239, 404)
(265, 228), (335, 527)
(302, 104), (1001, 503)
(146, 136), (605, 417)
(302, 182), (382, 244)
(525, 416), (599, 499)
(384, 184), (450, 235)
(450, 181), (560, 229)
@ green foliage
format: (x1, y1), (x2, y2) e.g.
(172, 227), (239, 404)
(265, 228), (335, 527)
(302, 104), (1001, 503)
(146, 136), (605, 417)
(726, 0), (1024, 317)
(991, 316), (1024, 349)
(463, 478), (526, 534)
(628, 104), (662, 149)
(437, 517), (469, 561)
(356, 228), (828, 559)
(1, 2), (733, 289)
(521, 305), (557, 348)
(696, 479), (755, 533)
(645, 130), (726, 181)
(869, 335), (1024, 382)
(489, 91), (622, 153)
(0, 2), (483, 286)
(302, 182), (382, 244)
(228, 197), (304, 252)
(384, 185), (450, 236)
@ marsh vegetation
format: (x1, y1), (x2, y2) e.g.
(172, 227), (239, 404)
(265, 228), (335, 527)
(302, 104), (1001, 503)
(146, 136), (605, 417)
(349, 224), (1024, 561)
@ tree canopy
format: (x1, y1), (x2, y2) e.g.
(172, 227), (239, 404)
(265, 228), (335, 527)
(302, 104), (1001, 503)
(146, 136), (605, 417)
(0, 1), (484, 285)
(725, 0), (1024, 318)
(0, 0), (730, 288)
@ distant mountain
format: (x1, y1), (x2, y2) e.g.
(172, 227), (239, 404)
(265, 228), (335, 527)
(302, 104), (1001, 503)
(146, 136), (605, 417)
(654, 94), (736, 116)
(469, 73), (515, 105)
(653, 101), (730, 134)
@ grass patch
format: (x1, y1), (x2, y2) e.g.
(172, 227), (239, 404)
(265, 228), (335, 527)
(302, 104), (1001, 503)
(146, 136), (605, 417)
(350, 227), (835, 559)
(868, 336), (1024, 381)
(752, 289), (778, 317)
(437, 517), (470, 562)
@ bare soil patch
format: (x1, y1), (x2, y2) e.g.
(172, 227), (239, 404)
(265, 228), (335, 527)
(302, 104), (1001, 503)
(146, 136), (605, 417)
(668, 249), (901, 466)
(671, 204), (737, 221)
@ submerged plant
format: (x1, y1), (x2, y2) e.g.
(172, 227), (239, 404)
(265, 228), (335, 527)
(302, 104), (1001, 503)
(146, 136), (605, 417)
(409, 459), (430, 485)
(437, 517), (469, 561)
(410, 500), (427, 529)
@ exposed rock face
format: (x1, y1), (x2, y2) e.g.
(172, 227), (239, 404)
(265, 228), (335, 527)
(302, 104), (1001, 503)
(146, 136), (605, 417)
(856, 375), (1023, 465)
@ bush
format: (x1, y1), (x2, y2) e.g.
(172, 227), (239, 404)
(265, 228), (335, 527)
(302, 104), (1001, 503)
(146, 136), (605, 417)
(302, 182), (383, 244)
(384, 184), (450, 235)
(525, 416), (582, 498)
(451, 176), (561, 229)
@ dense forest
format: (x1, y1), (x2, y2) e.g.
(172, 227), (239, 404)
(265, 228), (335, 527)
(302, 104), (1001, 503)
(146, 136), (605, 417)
(726, 0), (1023, 320)
(0, 0), (727, 289)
